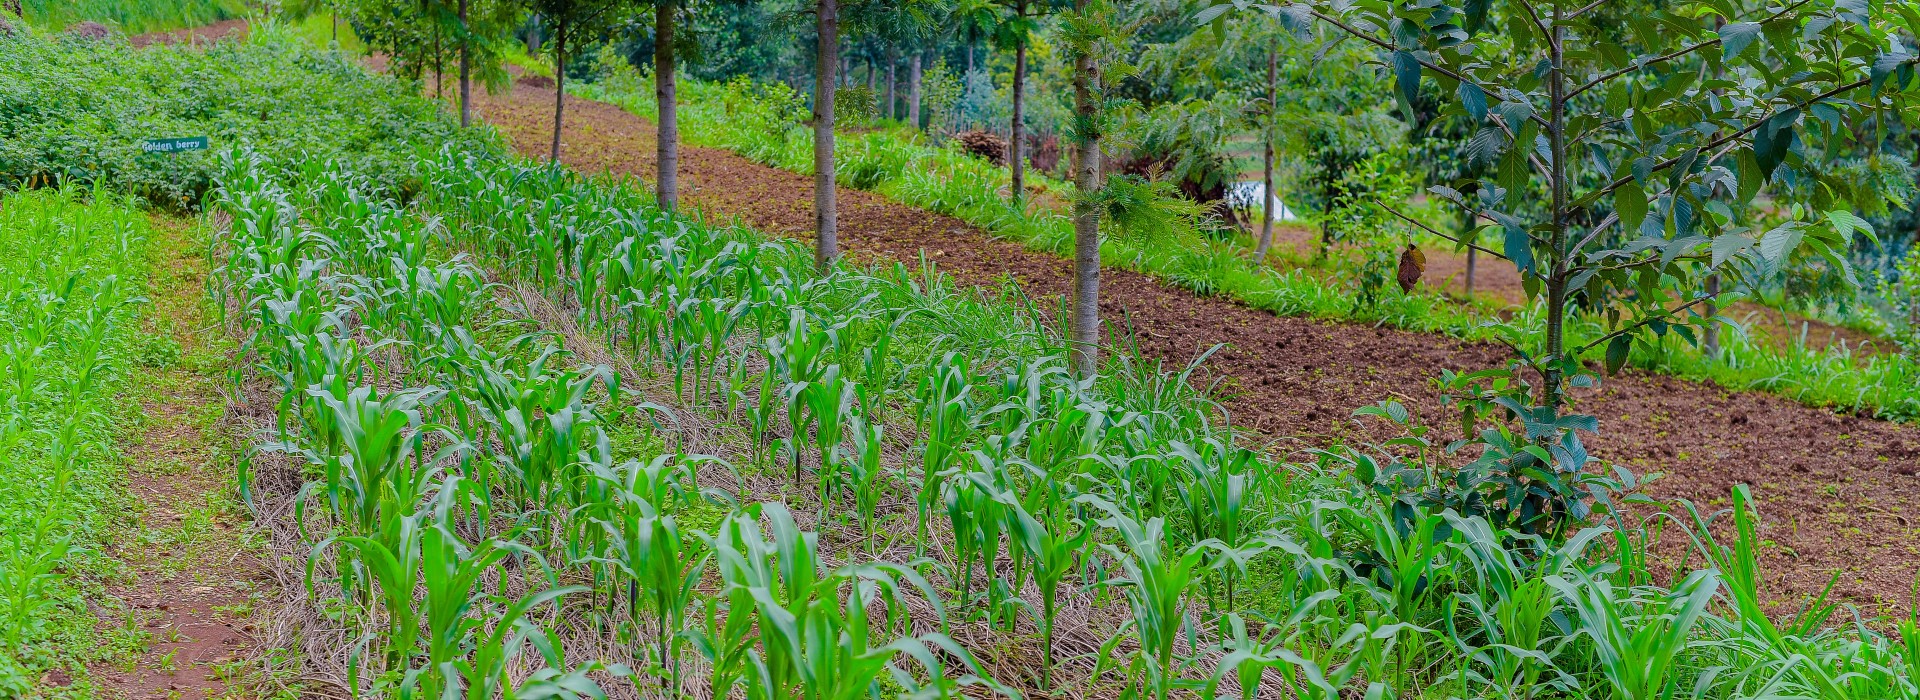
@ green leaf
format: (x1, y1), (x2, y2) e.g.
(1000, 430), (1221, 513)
(1871, 52), (1912, 95)
(1827, 209), (1878, 248)
(1458, 82), (1488, 123)
(1464, 0), (1489, 33)
(1503, 224), (1534, 275)
(1752, 108), (1799, 179)
(1758, 222), (1804, 262)
(1614, 181), (1648, 234)
(1719, 22), (1763, 60)
(1711, 233), (1755, 267)
(1393, 51), (1422, 110)
(1604, 334), (1631, 375)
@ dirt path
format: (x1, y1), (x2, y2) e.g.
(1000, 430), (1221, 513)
(468, 79), (1920, 614)
(88, 218), (268, 700)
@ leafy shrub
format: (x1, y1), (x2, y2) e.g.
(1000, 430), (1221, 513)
(19, 0), (243, 35)
(0, 19), (493, 208)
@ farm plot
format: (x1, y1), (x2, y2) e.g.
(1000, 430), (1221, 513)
(468, 71), (1920, 614)
(203, 141), (1920, 698)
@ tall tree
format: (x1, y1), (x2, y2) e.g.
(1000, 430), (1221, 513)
(1067, 0), (1104, 377)
(654, 0), (679, 210)
(459, 0), (473, 127)
(522, 0), (631, 163)
(813, 0), (840, 270)
(1252, 38), (1275, 262)
(1204, 0), (1920, 529)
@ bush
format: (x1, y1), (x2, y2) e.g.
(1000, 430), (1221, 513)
(0, 19), (494, 208)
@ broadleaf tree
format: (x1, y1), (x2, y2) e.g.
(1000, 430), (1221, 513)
(1201, 0), (1920, 534)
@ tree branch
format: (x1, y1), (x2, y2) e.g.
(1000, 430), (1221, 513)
(1378, 202), (1513, 261)
(1565, 0), (1816, 100)
(1574, 290), (1724, 355)
(1575, 76), (1873, 209)
(1299, 6), (1554, 133)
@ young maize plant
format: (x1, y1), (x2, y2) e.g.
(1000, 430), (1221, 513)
(203, 138), (1920, 700)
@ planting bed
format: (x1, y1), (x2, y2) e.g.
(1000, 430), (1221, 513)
(469, 78), (1920, 614)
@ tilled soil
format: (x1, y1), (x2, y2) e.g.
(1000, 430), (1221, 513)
(468, 81), (1920, 614)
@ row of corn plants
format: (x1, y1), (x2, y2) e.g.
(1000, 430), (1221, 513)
(570, 72), (1920, 423)
(0, 188), (154, 693)
(218, 140), (1920, 698)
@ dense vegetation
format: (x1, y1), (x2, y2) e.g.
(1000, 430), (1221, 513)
(0, 18), (492, 208)
(1, 1), (1919, 699)
(0, 189), (151, 693)
(16, 0), (245, 35)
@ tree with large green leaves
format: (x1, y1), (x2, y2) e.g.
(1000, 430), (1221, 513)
(1196, 0), (1920, 533)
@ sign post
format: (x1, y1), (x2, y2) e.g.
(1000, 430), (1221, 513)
(142, 137), (209, 154)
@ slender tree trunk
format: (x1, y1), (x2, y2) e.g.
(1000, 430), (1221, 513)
(1252, 44), (1277, 263)
(655, 0), (679, 211)
(813, 0), (839, 271)
(434, 22), (444, 100)
(1465, 246), (1477, 295)
(1704, 274), (1721, 356)
(458, 0), (471, 128)
(967, 40), (975, 73)
(907, 52), (922, 129)
(1009, 4), (1028, 206)
(886, 44), (898, 120)
(331, 10), (337, 42)
(1069, 0), (1101, 378)
(1543, 17), (1568, 416)
(866, 54), (877, 91)
(549, 19), (566, 164)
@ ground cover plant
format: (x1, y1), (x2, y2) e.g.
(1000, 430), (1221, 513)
(572, 69), (1920, 421)
(209, 135), (1920, 697)
(0, 188), (155, 695)
(14, 0), (245, 35)
(0, 17), (494, 209)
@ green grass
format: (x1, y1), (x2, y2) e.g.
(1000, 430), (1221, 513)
(17, 0), (245, 35)
(0, 188), (154, 695)
(573, 73), (1920, 422)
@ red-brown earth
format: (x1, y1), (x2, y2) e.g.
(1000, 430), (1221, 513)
(466, 79), (1920, 615)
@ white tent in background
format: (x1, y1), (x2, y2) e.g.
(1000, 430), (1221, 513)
(1226, 180), (1297, 222)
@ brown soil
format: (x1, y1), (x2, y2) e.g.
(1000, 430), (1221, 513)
(463, 81), (1920, 615)
(127, 18), (247, 48)
(89, 217), (267, 699)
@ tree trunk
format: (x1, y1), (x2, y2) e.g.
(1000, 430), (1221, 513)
(1703, 274), (1720, 356)
(549, 18), (566, 164)
(1069, 0), (1101, 378)
(886, 44), (898, 120)
(434, 21), (444, 100)
(907, 52), (922, 130)
(655, 0), (679, 211)
(813, 0), (839, 272)
(458, 0), (471, 128)
(331, 10), (337, 42)
(1464, 246), (1477, 295)
(1009, 4), (1027, 206)
(1543, 18), (1568, 416)
(866, 54), (877, 91)
(1252, 44), (1276, 263)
